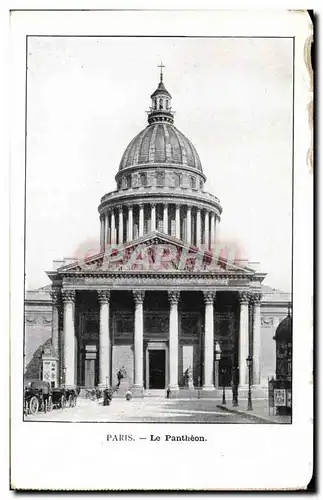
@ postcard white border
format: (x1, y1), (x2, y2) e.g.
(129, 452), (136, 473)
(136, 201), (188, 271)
(9, 8), (313, 491)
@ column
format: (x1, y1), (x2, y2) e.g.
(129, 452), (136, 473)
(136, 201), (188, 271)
(163, 203), (168, 234)
(203, 292), (215, 390)
(118, 206), (123, 244)
(186, 206), (192, 245)
(62, 290), (76, 387)
(139, 204), (144, 237)
(252, 293), (262, 385)
(175, 204), (180, 239)
(210, 213), (216, 249)
(204, 210), (210, 249)
(168, 291), (180, 390)
(50, 289), (60, 355)
(98, 291), (111, 387)
(151, 203), (156, 232)
(100, 217), (104, 250)
(111, 209), (116, 245)
(127, 205), (133, 242)
(239, 292), (250, 386)
(133, 291), (145, 393)
(196, 208), (201, 247)
(105, 212), (110, 248)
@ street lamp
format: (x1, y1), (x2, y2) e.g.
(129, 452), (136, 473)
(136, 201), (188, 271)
(215, 342), (221, 390)
(232, 366), (239, 407)
(246, 355), (253, 411)
(63, 366), (67, 388)
(221, 367), (227, 405)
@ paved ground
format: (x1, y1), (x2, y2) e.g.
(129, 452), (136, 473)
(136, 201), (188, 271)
(218, 399), (292, 424)
(25, 397), (264, 423)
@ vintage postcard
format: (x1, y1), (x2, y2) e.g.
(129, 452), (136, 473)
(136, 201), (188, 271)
(9, 8), (313, 491)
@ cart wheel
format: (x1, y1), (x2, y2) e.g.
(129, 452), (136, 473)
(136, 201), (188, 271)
(60, 395), (66, 409)
(48, 396), (53, 412)
(29, 396), (39, 415)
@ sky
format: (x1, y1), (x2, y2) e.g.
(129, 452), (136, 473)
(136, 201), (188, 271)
(25, 36), (293, 292)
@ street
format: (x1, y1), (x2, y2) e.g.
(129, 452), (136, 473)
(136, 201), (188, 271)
(25, 396), (264, 423)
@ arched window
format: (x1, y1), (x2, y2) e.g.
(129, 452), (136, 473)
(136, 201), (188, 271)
(157, 172), (165, 187)
(126, 174), (131, 188)
(190, 176), (196, 189)
(166, 99), (169, 110)
(139, 173), (147, 187)
(174, 173), (181, 188)
(154, 99), (157, 110)
(200, 180), (203, 190)
(159, 98), (163, 110)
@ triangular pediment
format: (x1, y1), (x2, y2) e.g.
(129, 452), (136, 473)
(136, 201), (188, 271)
(55, 231), (262, 276)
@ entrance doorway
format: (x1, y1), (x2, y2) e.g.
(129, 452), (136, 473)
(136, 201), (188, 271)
(149, 350), (166, 389)
(84, 359), (95, 387)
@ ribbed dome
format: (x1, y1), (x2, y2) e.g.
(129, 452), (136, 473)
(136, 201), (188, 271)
(119, 122), (203, 172)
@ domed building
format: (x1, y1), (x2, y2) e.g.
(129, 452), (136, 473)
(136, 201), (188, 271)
(25, 68), (291, 397)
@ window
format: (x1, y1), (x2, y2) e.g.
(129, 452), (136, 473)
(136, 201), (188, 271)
(139, 173), (147, 187)
(174, 173), (181, 188)
(157, 172), (165, 187)
(200, 180), (203, 190)
(166, 99), (169, 109)
(126, 174), (131, 188)
(190, 176), (196, 189)
(159, 98), (163, 110)
(154, 99), (157, 110)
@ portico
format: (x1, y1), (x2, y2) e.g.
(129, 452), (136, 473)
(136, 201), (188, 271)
(53, 275), (263, 394)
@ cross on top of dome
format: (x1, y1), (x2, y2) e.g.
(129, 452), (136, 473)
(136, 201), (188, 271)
(148, 63), (174, 124)
(158, 61), (165, 81)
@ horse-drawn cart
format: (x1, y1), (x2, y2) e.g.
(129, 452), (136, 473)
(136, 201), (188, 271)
(24, 379), (53, 415)
(51, 386), (78, 409)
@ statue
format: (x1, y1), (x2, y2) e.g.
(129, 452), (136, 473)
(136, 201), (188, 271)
(184, 366), (193, 389)
(116, 366), (127, 387)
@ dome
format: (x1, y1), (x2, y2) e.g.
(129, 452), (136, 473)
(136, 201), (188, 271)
(274, 314), (292, 342)
(119, 122), (203, 172)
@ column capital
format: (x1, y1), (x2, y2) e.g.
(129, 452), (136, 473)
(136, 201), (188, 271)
(50, 288), (61, 305)
(251, 293), (262, 304)
(139, 203), (144, 209)
(62, 290), (75, 303)
(97, 290), (111, 304)
(168, 291), (180, 305)
(239, 291), (250, 305)
(128, 204), (133, 210)
(151, 202), (156, 208)
(116, 204), (123, 212)
(133, 290), (145, 304)
(175, 203), (180, 209)
(203, 291), (216, 304)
